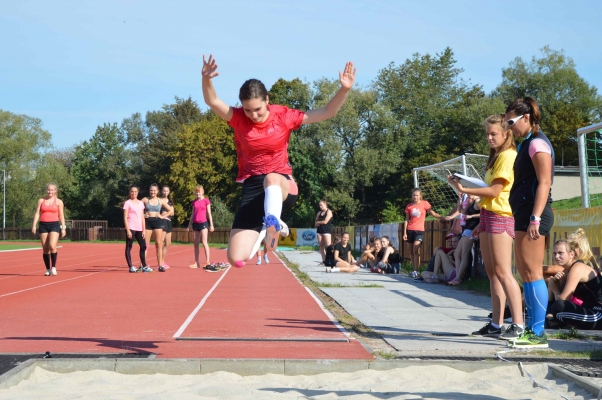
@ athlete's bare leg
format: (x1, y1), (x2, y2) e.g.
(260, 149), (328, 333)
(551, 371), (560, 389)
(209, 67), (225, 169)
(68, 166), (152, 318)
(229, 228), (260, 267)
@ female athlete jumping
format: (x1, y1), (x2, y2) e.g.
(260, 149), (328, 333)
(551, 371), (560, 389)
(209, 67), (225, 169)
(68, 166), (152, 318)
(201, 54), (356, 267)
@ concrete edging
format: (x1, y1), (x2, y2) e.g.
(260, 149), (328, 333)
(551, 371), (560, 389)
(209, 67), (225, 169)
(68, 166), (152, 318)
(2, 358), (601, 397)
(548, 363), (602, 398)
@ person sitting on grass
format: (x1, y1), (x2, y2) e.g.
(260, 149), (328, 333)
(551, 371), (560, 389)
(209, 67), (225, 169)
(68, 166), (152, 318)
(375, 236), (402, 274)
(324, 235), (341, 268)
(548, 230), (602, 330)
(421, 234), (460, 283)
(326, 232), (359, 273)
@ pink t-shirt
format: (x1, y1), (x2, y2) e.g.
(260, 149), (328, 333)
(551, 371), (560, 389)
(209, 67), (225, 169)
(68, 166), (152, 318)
(192, 198), (211, 223)
(123, 199), (145, 231)
(228, 104), (305, 182)
(528, 138), (552, 159)
(405, 200), (432, 232)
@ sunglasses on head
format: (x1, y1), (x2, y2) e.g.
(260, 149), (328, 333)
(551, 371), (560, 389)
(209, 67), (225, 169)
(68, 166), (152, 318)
(507, 114), (529, 127)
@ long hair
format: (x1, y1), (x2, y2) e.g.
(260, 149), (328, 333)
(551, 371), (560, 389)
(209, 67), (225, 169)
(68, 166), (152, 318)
(567, 229), (601, 274)
(484, 114), (516, 170)
(505, 96), (541, 135)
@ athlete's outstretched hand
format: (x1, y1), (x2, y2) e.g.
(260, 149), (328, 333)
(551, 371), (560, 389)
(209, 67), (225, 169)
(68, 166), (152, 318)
(202, 54), (220, 79)
(339, 62), (356, 90)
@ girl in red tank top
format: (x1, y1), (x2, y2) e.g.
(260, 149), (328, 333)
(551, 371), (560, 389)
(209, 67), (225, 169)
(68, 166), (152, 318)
(201, 54), (356, 268)
(32, 183), (66, 276)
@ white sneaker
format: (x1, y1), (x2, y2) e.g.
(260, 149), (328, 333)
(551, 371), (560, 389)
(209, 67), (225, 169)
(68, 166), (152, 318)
(263, 254), (269, 264)
(51, 267), (57, 276)
(256, 257), (262, 265)
(44, 269), (51, 276)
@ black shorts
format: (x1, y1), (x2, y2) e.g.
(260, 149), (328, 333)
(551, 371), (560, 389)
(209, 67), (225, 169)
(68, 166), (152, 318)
(317, 225), (332, 235)
(406, 230), (424, 243)
(232, 174), (298, 232)
(324, 259), (337, 267)
(146, 217), (165, 230)
(39, 221), (61, 234)
(513, 205), (554, 236)
(192, 221), (209, 231)
(163, 219), (172, 233)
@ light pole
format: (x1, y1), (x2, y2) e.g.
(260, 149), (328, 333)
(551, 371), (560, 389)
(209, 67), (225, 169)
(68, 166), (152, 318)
(1, 169), (5, 240)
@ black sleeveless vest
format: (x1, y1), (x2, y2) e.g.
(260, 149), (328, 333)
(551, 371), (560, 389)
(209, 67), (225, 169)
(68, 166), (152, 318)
(509, 131), (555, 212)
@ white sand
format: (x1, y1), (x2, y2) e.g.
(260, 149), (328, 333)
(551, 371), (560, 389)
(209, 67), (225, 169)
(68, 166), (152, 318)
(0, 364), (592, 399)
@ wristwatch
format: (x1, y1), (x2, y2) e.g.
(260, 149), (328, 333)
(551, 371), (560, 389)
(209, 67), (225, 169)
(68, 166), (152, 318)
(530, 215), (541, 222)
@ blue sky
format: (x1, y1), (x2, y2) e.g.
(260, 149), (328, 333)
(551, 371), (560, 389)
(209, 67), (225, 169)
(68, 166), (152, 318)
(2, 0), (601, 149)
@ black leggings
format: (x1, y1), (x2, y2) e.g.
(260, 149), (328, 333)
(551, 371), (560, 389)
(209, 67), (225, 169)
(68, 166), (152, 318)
(551, 300), (602, 330)
(125, 230), (147, 268)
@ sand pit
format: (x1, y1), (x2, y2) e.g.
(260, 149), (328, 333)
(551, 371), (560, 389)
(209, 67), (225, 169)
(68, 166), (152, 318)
(0, 363), (593, 399)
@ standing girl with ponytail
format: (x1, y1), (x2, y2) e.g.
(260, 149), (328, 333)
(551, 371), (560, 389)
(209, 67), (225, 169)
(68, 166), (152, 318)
(448, 115), (523, 339)
(505, 97), (554, 348)
(31, 183), (66, 276)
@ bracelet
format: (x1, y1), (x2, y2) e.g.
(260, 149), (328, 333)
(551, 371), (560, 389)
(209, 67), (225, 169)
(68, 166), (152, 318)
(529, 221), (540, 225)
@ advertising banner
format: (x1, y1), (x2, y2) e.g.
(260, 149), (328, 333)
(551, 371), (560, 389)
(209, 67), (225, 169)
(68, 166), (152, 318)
(296, 229), (318, 247)
(279, 228), (297, 247)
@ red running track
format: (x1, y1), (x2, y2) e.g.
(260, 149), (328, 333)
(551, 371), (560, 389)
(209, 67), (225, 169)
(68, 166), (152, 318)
(0, 242), (371, 359)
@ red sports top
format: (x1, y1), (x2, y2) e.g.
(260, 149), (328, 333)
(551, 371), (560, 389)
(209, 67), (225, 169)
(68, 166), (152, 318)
(40, 197), (60, 222)
(228, 104), (305, 182)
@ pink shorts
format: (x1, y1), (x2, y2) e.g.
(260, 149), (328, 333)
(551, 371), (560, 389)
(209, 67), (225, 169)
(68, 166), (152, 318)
(480, 209), (515, 238)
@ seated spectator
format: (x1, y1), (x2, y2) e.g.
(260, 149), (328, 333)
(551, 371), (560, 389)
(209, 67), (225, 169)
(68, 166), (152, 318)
(548, 229), (602, 329)
(375, 236), (402, 274)
(448, 194), (480, 285)
(356, 236), (378, 268)
(421, 234), (460, 283)
(324, 235), (341, 268)
(326, 232), (359, 273)
(367, 238), (383, 272)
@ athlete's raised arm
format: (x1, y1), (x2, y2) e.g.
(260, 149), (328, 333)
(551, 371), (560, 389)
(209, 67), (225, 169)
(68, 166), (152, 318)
(302, 62), (356, 125)
(202, 54), (233, 121)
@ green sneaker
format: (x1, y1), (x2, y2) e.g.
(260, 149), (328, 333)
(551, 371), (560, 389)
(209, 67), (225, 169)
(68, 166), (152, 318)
(509, 329), (548, 349)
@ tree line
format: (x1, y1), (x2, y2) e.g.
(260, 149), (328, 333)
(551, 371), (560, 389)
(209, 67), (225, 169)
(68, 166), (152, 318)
(1, 47), (601, 229)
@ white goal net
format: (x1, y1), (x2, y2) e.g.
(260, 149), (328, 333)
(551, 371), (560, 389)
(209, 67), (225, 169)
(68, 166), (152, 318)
(413, 154), (488, 215)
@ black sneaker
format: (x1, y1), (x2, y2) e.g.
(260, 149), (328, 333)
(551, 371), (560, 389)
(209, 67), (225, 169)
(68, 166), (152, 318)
(472, 322), (502, 337)
(499, 323), (523, 340)
(205, 265), (220, 273)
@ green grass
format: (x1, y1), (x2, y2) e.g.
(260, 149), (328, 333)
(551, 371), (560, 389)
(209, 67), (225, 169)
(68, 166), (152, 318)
(317, 282), (384, 288)
(373, 350), (396, 359)
(552, 196), (582, 211)
(549, 327), (585, 340)
(529, 349), (602, 359)
(0, 243), (40, 251)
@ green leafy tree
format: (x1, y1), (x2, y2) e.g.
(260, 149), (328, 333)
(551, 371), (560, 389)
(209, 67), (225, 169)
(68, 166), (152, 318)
(163, 112), (238, 225)
(0, 110), (71, 227)
(493, 46), (602, 166)
(65, 123), (137, 226)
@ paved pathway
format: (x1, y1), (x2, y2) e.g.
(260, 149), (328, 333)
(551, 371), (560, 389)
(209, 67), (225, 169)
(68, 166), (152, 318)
(282, 250), (602, 356)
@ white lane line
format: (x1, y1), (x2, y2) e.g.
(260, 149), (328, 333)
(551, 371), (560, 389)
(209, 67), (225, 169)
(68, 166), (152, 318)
(273, 252), (352, 340)
(0, 267), (120, 298)
(0, 246), (62, 253)
(173, 266), (231, 338)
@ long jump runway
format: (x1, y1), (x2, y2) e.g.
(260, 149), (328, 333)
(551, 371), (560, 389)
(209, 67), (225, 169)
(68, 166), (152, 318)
(0, 243), (371, 359)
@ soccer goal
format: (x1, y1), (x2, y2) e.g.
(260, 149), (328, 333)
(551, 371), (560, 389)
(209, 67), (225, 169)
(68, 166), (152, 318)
(577, 122), (602, 208)
(413, 153), (488, 214)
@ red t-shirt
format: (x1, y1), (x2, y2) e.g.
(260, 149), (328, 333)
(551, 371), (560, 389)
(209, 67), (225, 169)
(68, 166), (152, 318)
(228, 104), (305, 182)
(405, 200), (432, 232)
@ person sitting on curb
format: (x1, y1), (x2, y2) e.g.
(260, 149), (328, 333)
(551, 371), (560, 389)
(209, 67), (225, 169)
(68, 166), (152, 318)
(421, 234), (460, 283)
(326, 232), (359, 273)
